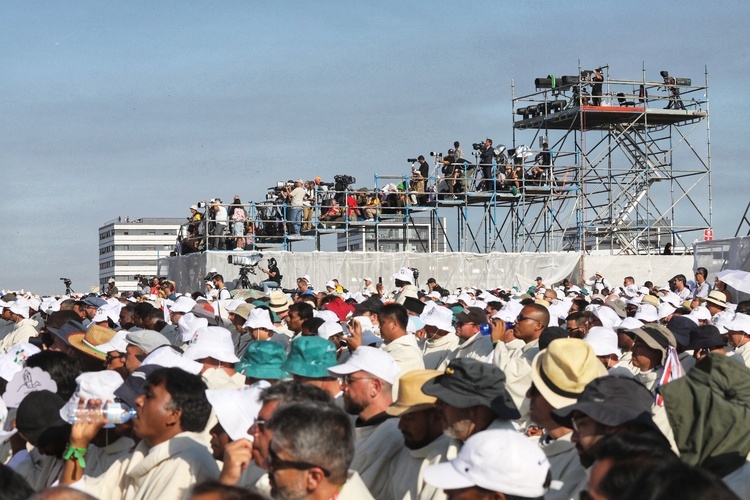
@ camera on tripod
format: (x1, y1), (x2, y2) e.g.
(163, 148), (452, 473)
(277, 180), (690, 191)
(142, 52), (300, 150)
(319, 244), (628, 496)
(334, 175), (356, 186)
(472, 142), (487, 152)
(60, 277), (72, 285)
(227, 253), (264, 269)
(228, 252), (264, 289)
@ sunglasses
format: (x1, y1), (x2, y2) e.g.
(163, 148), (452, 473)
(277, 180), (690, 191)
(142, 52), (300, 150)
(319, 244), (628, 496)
(267, 446), (331, 477)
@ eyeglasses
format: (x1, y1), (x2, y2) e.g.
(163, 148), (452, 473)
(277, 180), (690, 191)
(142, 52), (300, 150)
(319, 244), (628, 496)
(105, 352), (125, 364)
(342, 375), (374, 385)
(267, 446), (331, 477)
(252, 419), (267, 433)
(566, 326), (584, 335)
(571, 415), (594, 433)
(516, 314), (539, 324)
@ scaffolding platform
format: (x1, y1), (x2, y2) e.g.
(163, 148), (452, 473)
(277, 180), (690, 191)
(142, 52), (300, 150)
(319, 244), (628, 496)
(514, 105), (708, 130)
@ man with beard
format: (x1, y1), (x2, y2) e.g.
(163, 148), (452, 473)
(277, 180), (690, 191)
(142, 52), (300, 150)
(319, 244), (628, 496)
(266, 401), (374, 499)
(421, 359), (520, 446)
(386, 369), (452, 500)
(327, 346), (403, 500)
(550, 377), (668, 474)
(526, 339), (607, 500)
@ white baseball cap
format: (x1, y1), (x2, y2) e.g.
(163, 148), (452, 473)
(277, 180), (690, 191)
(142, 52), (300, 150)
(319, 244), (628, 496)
(327, 346), (399, 385)
(205, 382), (270, 442)
(584, 326), (622, 357)
(423, 429), (550, 497)
(393, 267), (415, 285)
(317, 321), (344, 339)
(61, 371), (125, 428)
(614, 317), (644, 331)
(184, 326), (240, 364)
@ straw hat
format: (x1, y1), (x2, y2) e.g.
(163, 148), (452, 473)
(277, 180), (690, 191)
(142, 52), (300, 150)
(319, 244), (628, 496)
(386, 369), (442, 417)
(68, 325), (117, 361)
(530, 338), (607, 409)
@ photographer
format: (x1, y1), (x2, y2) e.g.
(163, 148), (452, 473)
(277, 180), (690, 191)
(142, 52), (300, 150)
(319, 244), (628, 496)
(440, 149), (463, 196)
(209, 198), (228, 250)
(302, 180), (316, 231)
(287, 179), (306, 235)
(529, 142), (552, 185)
(479, 138), (495, 191)
(183, 203), (205, 253)
(410, 155), (429, 205)
(590, 67), (603, 106)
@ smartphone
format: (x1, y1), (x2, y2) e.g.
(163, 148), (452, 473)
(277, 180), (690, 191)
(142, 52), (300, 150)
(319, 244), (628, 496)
(378, 277), (382, 284)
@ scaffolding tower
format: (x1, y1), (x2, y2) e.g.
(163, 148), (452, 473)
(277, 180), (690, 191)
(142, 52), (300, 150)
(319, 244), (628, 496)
(506, 64), (712, 254)
(179, 65), (712, 257)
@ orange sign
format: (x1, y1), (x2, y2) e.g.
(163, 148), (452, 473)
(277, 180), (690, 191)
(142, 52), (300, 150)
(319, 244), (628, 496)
(703, 229), (714, 241)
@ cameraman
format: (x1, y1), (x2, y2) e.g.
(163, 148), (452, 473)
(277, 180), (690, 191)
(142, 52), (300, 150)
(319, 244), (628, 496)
(260, 258), (282, 293)
(410, 155), (429, 205)
(209, 198), (228, 250)
(302, 180), (315, 231)
(286, 179), (306, 235)
(440, 149), (462, 196)
(479, 138), (495, 191)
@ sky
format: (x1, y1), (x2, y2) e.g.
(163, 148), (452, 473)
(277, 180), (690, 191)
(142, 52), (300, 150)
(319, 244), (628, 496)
(2, 0), (749, 294)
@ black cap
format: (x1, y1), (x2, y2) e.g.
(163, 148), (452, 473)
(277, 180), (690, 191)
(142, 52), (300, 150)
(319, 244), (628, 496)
(666, 316), (695, 347)
(403, 296), (426, 315)
(552, 377), (656, 430)
(15, 390), (70, 447)
(539, 327), (569, 350)
(421, 359), (520, 420)
(114, 365), (162, 408)
(353, 298), (383, 316)
(687, 325), (724, 351)
(536, 276), (543, 282)
(456, 307), (486, 325)
(49, 320), (86, 345)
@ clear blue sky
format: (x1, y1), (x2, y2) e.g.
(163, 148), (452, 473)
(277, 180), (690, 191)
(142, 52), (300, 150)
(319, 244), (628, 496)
(2, 1), (748, 293)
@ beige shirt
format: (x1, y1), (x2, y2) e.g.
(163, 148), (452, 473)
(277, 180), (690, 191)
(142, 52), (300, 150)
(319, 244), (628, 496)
(420, 332), (460, 370)
(352, 417), (404, 500)
(382, 334), (425, 398)
(84, 436), (135, 480)
(0, 318), (39, 352)
(339, 470), (376, 500)
(491, 338), (539, 424)
(438, 332), (494, 370)
(538, 432), (586, 500)
(81, 432), (219, 500)
(388, 434), (452, 500)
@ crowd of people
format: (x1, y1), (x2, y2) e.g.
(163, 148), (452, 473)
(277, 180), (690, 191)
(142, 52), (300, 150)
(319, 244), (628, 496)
(176, 141), (558, 253)
(0, 263), (749, 500)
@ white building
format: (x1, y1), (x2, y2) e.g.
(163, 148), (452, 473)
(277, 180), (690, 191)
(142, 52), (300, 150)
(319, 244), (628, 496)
(98, 217), (184, 292)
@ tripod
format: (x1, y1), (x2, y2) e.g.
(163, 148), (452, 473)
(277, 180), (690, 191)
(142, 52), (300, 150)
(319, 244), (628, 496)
(236, 266), (261, 290)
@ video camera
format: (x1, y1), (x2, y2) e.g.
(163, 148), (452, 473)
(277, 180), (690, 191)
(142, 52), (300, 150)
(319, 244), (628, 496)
(227, 252), (264, 268)
(472, 142), (487, 152)
(60, 277), (72, 285)
(334, 175), (356, 186)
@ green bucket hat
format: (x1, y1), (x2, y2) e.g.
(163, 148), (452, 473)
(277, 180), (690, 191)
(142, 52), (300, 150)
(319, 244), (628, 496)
(281, 336), (338, 379)
(236, 341), (289, 380)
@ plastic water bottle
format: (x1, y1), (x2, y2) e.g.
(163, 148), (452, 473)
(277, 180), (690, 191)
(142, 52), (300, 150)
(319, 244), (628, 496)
(63, 401), (136, 424)
(479, 322), (492, 336)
